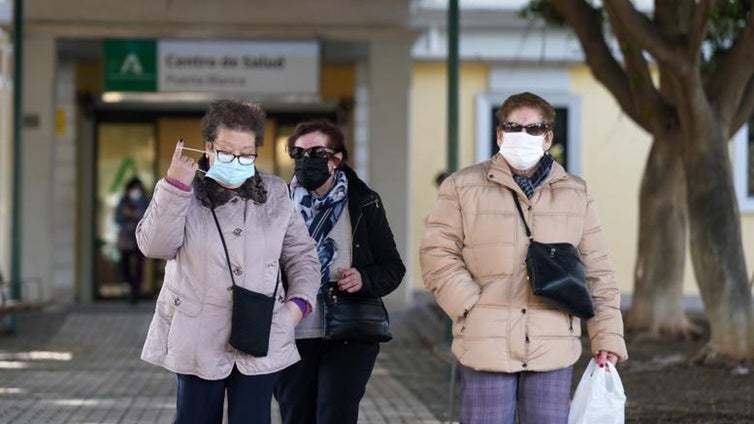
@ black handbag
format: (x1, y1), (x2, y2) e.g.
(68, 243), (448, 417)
(510, 189), (595, 320)
(320, 281), (392, 343)
(212, 209), (279, 357)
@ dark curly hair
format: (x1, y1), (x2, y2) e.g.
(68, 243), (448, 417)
(286, 120), (349, 163)
(201, 100), (266, 146)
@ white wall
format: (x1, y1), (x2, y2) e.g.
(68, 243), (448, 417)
(24, 0), (411, 41)
(368, 40), (413, 309)
(52, 60), (76, 303)
(21, 34), (56, 301)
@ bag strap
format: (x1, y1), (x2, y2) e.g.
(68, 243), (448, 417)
(508, 188), (533, 241)
(211, 208), (280, 297)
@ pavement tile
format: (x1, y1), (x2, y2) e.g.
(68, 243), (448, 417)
(0, 294), (452, 423)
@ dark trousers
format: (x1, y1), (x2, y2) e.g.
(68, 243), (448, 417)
(274, 338), (379, 424)
(459, 365), (573, 424)
(119, 249), (144, 303)
(175, 366), (278, 424)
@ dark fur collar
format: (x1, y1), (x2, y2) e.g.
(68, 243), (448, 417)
(192, 170), (267, 208)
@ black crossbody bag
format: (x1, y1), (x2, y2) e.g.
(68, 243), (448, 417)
(510, 189), (595, 320)
(212, 209), (279, 357)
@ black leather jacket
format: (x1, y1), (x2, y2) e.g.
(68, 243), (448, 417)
(342, 165), (406, 298)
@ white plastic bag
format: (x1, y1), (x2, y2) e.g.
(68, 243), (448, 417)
(568, 358), (626, 424)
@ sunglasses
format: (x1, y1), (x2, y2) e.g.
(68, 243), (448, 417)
(501, 122), (551, 136)
(288, 146), (336, 160)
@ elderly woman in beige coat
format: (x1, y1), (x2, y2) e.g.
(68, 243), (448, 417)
(421, 92), (627, 424)
(137, 100), (319, 424)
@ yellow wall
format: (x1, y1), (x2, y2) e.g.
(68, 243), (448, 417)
(409, 62), (488, 289)
(321, 64), (355, 99)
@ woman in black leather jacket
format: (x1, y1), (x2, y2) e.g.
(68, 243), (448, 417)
(274, 120), (405, 424)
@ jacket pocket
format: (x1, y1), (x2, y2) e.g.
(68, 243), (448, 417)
(165, 286), (203, 317)
(463, 305), (508, 339)
(267, 305), (296, 359)
(164, 287), (204, 356)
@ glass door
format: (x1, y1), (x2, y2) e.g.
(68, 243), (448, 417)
(95, 122), (156, 300)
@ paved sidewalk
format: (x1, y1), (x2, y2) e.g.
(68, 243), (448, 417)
(0, 294), (454, 424)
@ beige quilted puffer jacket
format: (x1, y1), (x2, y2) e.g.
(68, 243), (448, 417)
(421, 154), (627, 373)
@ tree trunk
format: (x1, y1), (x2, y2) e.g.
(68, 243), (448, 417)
(627, 139), (700, 339)
(682, 123), (754, 363)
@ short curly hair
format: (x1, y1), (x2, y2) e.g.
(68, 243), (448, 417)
(496, 92), (556, 129)
(201, 100), (266, 146)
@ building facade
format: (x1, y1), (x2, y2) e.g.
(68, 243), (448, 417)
(2, 0), (415, 308)
(3, 0), (754, 310)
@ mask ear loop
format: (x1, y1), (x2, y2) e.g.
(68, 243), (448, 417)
(180, 146), (210, 174)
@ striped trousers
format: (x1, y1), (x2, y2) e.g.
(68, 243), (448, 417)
(459, 365), (573, 424)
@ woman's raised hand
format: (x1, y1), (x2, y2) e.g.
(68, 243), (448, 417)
(166, 140), (199, 186)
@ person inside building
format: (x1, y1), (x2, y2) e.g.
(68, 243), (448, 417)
(420, 92), (628, 423)
(114, 177), (150, 304)
(274, 120), (405, 424)
(137, 99), (320, 424)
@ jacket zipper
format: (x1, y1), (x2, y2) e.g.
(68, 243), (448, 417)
(351, 197), (379, 239)
(350, 197), (379, 265)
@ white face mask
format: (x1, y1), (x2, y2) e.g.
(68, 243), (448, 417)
(499, 131), (545, 170)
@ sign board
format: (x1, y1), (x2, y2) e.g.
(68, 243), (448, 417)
(104, 39), (158, 92)
(158, 40), (319, 94)
(104, 39), (320, 95)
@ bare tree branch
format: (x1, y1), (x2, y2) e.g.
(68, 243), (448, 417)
(549, 0), (651, 132)
(606, 9), (671, 134)
(603, 0), (690, 73)
(730, 77), (754, 138)
(688, 0), (716, 60)
(711, 8), (754, 131)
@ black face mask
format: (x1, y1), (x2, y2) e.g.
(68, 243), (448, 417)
(294, 157), (331, 191)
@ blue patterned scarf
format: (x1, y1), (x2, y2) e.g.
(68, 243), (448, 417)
(291, 170), (349, 285)
(512, 153), (554, 198)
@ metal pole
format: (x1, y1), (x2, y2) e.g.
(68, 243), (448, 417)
(445, 1), (460, 421)
(8, 0), (24, 333)
(446, 0), (459, 173)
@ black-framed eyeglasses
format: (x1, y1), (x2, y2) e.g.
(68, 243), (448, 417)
(215, 149), (257, 166)
(288, 146), (336, 160)
(501, 122), (551, 136)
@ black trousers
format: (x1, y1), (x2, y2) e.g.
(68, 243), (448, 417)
(175, 365), (278, 424)
(274, 338), (379, 424)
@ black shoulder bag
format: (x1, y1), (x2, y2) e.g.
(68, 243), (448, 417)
(510, 189), (595, 320)
(320, 281), (393, 343)
(212, 209), (279, 357)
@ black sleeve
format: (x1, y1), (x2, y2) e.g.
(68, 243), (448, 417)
(356, 195), (406, 298)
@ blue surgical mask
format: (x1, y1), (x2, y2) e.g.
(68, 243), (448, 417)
(205, 157), (256, 187)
